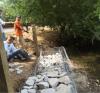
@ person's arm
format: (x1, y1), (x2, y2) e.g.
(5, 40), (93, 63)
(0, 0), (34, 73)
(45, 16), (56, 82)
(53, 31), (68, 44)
(15, 22), (23, 30)
(11, 43), (17, 52)
(4, 42), (11, 55)
(15, 22), (29, 33)
(0, 18), (5, 25)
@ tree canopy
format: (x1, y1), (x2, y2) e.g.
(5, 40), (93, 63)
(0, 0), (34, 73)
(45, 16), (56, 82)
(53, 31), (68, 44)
(2, 0), (100, 46)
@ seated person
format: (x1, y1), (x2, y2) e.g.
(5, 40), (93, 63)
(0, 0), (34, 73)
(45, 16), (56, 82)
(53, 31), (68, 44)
(4, 36), (29, 62)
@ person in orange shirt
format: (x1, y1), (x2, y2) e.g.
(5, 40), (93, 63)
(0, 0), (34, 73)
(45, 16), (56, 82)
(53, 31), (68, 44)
(14, 16), (26, 48)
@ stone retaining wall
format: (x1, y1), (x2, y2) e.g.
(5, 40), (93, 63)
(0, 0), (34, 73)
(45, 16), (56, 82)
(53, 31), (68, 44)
(20, 47), (77, 93)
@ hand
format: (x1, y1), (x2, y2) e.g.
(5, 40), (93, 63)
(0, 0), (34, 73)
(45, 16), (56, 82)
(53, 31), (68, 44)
(24, 30), (29, 33)
(23, 29), (29, 33)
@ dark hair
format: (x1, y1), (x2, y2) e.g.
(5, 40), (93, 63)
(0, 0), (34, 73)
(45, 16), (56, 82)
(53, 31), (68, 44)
(7, 36), (15, 41)
(16, 16), (21, 18)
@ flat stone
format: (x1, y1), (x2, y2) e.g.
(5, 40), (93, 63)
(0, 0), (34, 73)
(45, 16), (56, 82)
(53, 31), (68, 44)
(27, 89), (36, 93)
(59, 76), (72, 84)
(23, 86), (33, 89)
(40, 88), (56, 93)
(25, 77), (35, 86)
(47, 71), (58, 78)
(56, 84), (75, 93)
(21, 89), (28, 93)
(48, 78), (59, 88)
(37, 82), (49, 89)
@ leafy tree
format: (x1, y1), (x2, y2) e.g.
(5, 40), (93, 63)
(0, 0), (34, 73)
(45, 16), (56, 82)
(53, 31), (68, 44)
(3, 0), (100, 46)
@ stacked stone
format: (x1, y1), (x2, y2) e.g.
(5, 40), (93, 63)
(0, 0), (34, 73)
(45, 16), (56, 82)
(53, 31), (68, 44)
(21, 47), (77, 93)
(9, 63), (23, 74)
(21, 74), (76, 93)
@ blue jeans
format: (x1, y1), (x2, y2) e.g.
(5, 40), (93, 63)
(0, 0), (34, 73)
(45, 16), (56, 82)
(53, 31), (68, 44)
(2, 32), (6, 41)
(8, 49), (27, 61)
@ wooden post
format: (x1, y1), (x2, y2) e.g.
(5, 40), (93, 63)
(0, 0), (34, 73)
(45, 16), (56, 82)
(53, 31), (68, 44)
(32, 25), (39, 57)
(0, 29), (14, 93)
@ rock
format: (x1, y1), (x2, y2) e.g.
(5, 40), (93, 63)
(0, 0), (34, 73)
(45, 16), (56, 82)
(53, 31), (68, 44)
(33, 84), (38, 89)
(23, 86), (33, 89)
(59, 76), (72, 84)
(59, 72), (67, 77)
(38, 27), (44, 31)
(56, 84), (75, 93)
(27, 89), (36, 93)
(44, 26), (51, 31)
(25, 77), (35, 86)
(37, 75), (42, 79)
(37, 82), (49, 89)
(47, 71), (58, 78)
(9, 63), (16, 68)
(16, 69), (23, 74)
(40, 88), (56, 93)
(21, 89), (28, 93)
(36, 77), (43, 83)
(17, 65), (24, 69)
(43, 75), (48, 82)
(9, 68), (15, 72)
(48, 78), (59, 88)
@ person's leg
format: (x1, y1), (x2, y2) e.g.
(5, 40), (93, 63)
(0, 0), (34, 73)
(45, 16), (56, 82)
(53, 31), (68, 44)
(2, 32), (6, 41)
(16, 36), (21, 48)
(20, 35), (28, 50)
(8, 49), (26, 61)
(19, 49), (30, 59)
(19, 35), (25, 48)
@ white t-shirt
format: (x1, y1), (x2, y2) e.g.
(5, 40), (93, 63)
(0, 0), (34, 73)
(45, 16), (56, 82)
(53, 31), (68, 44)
(0, 18), (5, 32)
(4, 41), (17, 55)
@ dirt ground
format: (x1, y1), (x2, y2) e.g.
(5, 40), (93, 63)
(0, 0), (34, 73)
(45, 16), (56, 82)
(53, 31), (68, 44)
(5, 27), (100, 93)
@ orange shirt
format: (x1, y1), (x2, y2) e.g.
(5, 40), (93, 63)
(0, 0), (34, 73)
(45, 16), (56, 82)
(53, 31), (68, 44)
(14, 20), (23, 36)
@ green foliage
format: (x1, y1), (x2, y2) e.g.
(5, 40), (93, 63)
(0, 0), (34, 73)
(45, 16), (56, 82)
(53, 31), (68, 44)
(3, 0), (100, 46)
